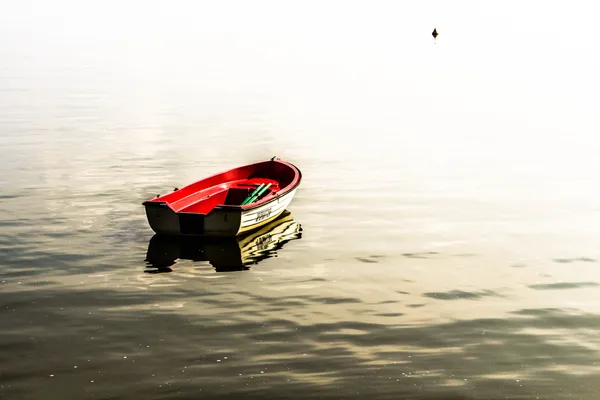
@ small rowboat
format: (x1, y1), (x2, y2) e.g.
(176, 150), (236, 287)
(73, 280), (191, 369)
(142, 157), (301, 236)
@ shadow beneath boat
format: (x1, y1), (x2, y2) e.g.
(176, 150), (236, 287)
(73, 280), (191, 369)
(144, 210), (302, 273)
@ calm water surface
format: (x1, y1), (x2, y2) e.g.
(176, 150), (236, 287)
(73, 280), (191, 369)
(2, 2), (600, 399)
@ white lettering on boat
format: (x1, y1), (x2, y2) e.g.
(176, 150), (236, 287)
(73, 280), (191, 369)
(256, 208), (272, 222)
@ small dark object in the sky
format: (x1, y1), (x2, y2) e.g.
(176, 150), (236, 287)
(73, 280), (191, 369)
(432, 28), (438, 40)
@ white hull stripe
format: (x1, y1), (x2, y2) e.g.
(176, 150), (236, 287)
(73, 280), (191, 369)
(241, 203), (288, 228)
(240, 190), (296, 228)
(242, 198), (290, 221)
(241, 200), (290, 225)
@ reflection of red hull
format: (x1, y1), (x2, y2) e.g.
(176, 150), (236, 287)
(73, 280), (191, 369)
(142, 158), (302, 236)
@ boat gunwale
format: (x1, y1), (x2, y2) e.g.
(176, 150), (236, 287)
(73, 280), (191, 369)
(142, 159), (302, 213)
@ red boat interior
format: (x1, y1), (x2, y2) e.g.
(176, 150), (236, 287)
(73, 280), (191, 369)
(146, 160), (298, 215)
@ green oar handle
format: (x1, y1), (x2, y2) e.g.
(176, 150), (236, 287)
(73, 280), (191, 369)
(245, 183), (272, 205)
(241, 183), (264, 205)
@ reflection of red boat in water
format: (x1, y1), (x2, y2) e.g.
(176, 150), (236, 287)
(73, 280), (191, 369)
(145, 211), (302, 272)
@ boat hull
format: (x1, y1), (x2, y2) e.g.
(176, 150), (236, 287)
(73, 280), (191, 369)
(144, 188), (297, 237)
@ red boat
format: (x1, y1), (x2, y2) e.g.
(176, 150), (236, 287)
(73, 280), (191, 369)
(143, 157), (302, 236)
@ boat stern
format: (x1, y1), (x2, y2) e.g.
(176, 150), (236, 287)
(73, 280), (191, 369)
(144, 201), (244, 236)
(143, 201), (181, 235)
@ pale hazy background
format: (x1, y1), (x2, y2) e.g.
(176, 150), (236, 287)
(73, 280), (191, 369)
(1, 1), (600, 399)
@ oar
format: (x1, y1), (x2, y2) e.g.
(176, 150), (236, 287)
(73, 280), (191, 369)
(244, 183), (272, 205)
(241, 183), (265, 205)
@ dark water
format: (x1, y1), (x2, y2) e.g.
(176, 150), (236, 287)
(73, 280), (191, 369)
(2, 2), (600, 399)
